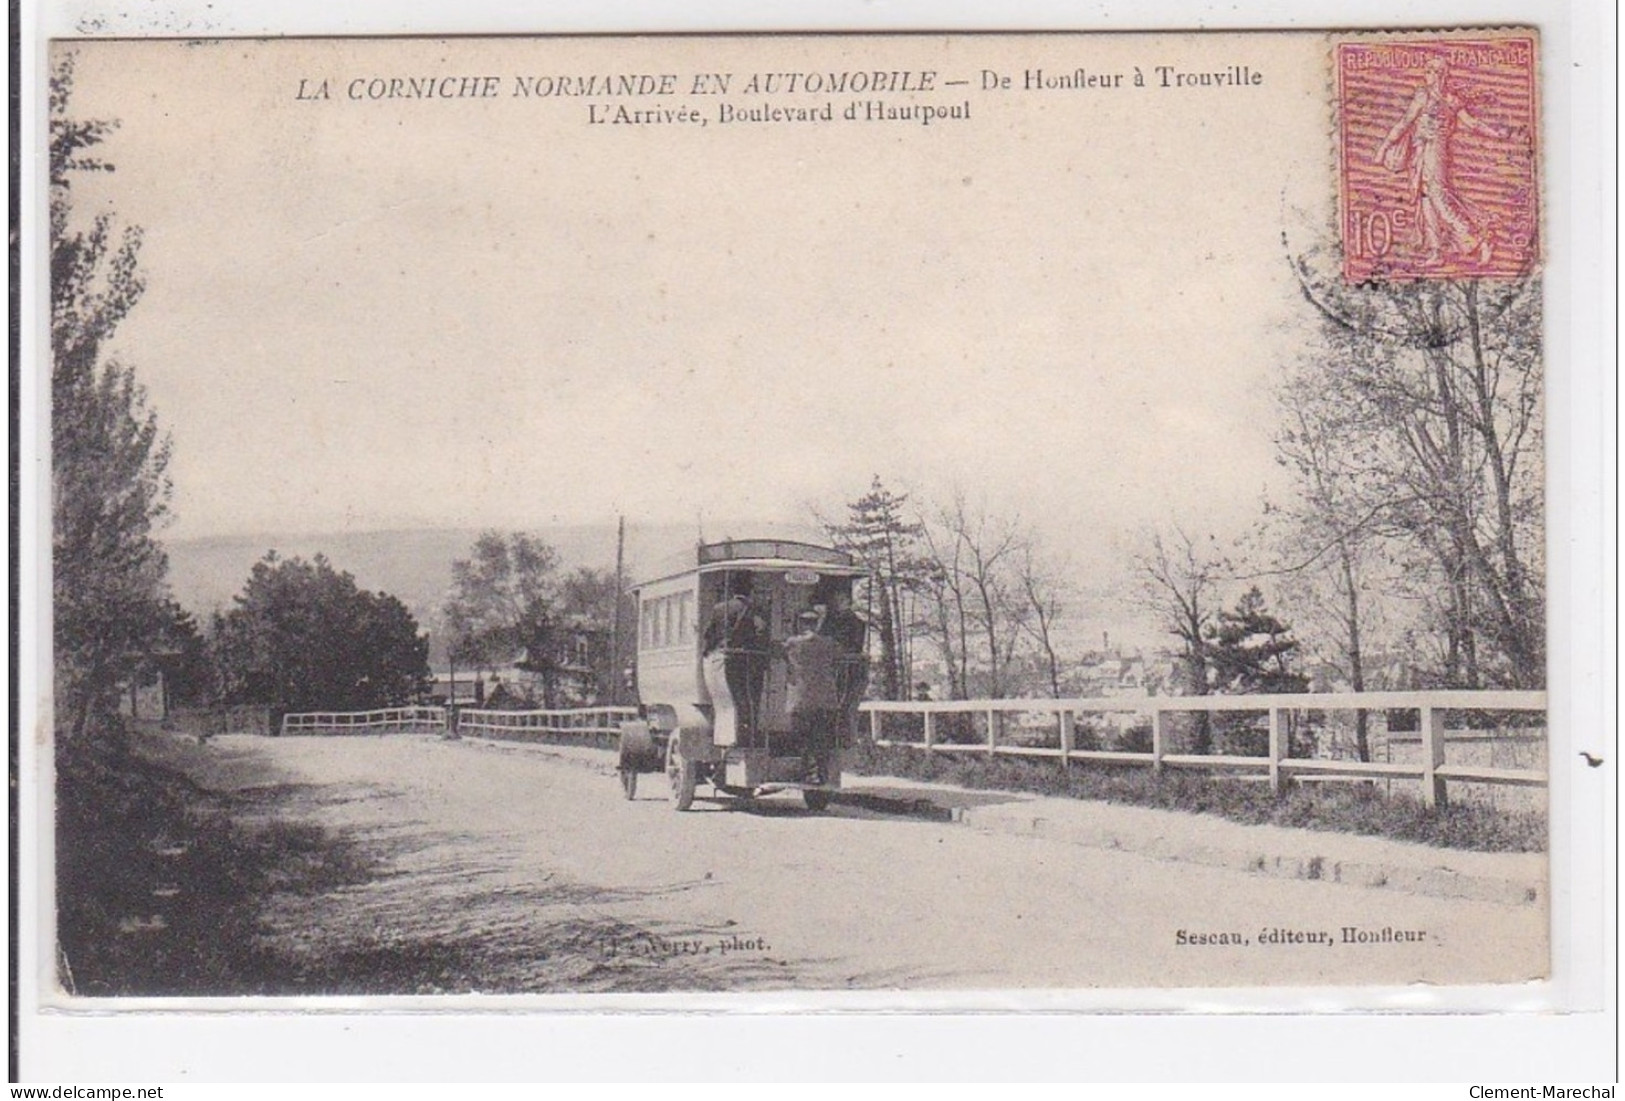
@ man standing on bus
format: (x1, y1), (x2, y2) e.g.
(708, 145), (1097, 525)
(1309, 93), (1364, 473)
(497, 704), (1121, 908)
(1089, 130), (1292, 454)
(785, 607), (840, 784)
(703, 572), (767, 740)
(819, 585), (868, 723)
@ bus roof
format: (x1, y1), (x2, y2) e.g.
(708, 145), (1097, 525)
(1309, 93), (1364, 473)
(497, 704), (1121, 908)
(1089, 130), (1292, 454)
(634, 539), (867, 590)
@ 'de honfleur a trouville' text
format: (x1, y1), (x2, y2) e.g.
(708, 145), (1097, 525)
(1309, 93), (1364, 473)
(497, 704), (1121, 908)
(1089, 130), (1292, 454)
(293, 64), (1266, 128)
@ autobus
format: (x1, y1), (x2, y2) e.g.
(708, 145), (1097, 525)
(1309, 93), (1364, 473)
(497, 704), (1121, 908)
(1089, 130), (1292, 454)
(616, 539), (869, 811)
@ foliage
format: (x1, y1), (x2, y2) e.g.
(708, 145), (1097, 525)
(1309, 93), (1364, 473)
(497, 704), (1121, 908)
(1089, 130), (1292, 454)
(440, 531), (629, 707)
(50, 51), (175, 744)
(150, 601), (212, 708)
(1207, 587), (1307, 694)
(555, 565), (636, 705)
(1015, 540), (1072, 699)
(1266, 366), (1396, 759)
(1134, 528), (1230, 691)
(823, 477), (929, 700)
(211, 553), (429, 712)
(442, 532), (558, 668)
(1205, 586), (1311, 755)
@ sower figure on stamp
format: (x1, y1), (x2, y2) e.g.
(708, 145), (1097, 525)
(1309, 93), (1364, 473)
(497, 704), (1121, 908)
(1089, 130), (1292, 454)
(784, 607), (841, 784)
(702, 571), (768, 742)
(1375, 54), (1519, 268)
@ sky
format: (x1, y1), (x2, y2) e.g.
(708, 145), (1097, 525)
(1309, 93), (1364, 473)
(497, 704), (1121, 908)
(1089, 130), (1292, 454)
(57, 34), (1328, 595)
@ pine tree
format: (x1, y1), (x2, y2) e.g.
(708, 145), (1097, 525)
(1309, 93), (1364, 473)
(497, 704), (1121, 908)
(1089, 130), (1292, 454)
(825, 477), (928, 700)
(1207, 587), (1310, 755)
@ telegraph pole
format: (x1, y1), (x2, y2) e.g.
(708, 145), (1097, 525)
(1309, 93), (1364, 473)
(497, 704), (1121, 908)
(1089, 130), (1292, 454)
(610, 515), (626, 704)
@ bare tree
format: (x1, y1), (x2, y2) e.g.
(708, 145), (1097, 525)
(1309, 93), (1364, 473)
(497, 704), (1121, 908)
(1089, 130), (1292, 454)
(1269, 367), (1391, 759)
(1134, 527), (1229, 752)
(907, 491), (1047, 700)
(1016, 541), (1070, 699)
(922, 493), (1030, 698)
(1289, 239), (1544, 689)
(916, 510), (971, 699)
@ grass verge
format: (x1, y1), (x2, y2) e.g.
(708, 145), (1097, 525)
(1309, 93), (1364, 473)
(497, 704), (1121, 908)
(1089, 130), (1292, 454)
(845, 741), (1546, 853)
(55, 720), (790, 996)
(54, 722), (380, 996)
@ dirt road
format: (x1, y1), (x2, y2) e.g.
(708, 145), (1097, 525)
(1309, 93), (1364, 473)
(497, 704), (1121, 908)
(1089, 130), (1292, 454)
(162, 731), (1546, 994)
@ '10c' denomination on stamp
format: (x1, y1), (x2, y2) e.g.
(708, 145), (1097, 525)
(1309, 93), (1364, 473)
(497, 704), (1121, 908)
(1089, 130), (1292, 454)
(1336, 34), (1539, 282)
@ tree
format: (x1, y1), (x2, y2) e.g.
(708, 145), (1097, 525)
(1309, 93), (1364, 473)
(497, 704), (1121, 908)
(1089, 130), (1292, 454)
(50, 51), (175, 744)
(1134, 527), (1229, 752)
(918, 492), (1030, 699)
(1269, 363), (1400, 760)
(1205, 587), (1311, 756)
(211, 553), (429, 712)
(1016, 541), (1071, 699)
(152, 601), (212, 710)
(915, 540), (969, 701)
(823, 477), (929, 700)
(556, 566), (635, 705)
(1289, 240), (1544, 689)
(442, 532), (562, 702)
(1208, 587), (1309, 695)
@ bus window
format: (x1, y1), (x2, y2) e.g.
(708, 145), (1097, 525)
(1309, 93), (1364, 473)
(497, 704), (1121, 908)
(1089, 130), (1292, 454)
(678, 591), (693, 645)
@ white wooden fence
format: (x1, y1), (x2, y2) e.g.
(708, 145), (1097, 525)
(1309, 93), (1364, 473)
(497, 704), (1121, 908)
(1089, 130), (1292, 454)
(860, 690), (1547, 807)
(456, 706), (638, 739)
(280, 706), (448, 736)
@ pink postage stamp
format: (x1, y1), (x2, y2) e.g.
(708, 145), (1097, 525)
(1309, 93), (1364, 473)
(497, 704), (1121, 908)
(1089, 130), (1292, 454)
(1337, 35), (1539, 282)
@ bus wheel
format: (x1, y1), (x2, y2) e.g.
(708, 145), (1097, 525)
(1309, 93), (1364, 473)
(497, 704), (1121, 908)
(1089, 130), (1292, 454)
(802, 789), (830, 813)
(667, 737), (697, 811)
(618, 767), (637, 800)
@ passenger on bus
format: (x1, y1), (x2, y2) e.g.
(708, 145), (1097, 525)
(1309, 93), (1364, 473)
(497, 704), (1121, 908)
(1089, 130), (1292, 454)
(818, 586), (868, 712)
(819, 586), (867, 654)
(703, 572), (767, 739)
(785, 608), (841, 783)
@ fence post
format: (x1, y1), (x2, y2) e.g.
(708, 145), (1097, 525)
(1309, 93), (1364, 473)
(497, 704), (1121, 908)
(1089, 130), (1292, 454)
(1268, 706), (1285, 795)
(922, 709), (936, 753)
(1421, 705), (1448, 808)
(1058, 709), (1074, 768)
(869, 708), (881, 744)
(986, 708), (998, 758)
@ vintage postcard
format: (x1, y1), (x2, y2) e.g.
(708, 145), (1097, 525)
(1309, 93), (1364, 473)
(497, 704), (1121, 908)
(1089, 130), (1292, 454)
(31, 24), (1578, 1032)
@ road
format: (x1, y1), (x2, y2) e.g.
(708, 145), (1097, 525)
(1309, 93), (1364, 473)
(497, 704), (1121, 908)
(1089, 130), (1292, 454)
(169, 731), (1547, 994)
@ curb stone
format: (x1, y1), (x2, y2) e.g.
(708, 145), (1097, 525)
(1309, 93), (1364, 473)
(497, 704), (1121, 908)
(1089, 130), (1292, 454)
(943, 801), (1542, 908)
(450, 737), (1542, 908)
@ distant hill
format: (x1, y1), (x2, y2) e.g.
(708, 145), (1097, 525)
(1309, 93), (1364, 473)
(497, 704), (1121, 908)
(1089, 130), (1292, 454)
(164, 519), (825, 662)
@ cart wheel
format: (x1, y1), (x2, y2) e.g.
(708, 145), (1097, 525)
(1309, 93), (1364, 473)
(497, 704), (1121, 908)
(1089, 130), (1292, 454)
(618, 767), (637, 800)
(667, 736), (697, 811)
(802, 789), (830, 813)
